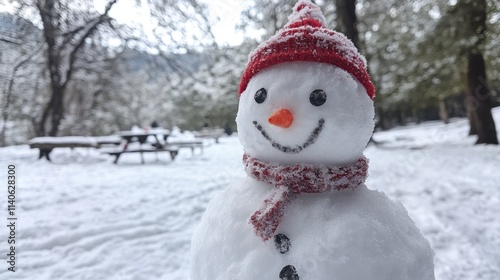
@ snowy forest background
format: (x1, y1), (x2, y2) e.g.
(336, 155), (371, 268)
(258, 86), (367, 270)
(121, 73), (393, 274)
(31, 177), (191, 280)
(1, 0), (499, 146)
(1, 1), (500, 279)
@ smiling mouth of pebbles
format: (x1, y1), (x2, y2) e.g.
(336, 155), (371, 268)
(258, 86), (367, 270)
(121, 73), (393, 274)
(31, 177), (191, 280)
(252, 119), (325, 154)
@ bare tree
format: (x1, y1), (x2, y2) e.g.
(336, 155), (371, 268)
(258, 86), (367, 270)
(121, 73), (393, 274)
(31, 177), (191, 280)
(8, 0), (213, 139)
(33, 0), (118, 136)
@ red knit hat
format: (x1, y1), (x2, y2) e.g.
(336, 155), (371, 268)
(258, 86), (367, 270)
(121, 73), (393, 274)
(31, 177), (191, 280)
(238, 0), (375, 99)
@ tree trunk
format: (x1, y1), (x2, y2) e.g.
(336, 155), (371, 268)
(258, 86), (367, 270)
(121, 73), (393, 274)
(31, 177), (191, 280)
(466, 52), (498, 144)
(412, 107), (420, 124)
(48, 86), (65, 136)
(439, 100), (449, 124)
(400, 110), (407, 126)
(37, 85), (65, 137)
(335, 0), (359, 49)
(462, 0), (498, 144)
(375, 105), (387, 130)
(467, 101), (478, 136)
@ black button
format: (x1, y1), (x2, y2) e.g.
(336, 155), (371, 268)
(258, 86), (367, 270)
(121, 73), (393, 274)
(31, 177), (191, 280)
(279, 265), (299, 280)
(274, 233), (291, 254)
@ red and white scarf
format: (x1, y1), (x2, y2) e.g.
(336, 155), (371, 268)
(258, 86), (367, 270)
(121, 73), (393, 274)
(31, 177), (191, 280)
(243, 154), (369, 241)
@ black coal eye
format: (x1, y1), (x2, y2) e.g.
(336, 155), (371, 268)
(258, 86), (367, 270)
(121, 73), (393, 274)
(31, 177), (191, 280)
(254, 88), (267, 104)
(309, 89), (327, 106)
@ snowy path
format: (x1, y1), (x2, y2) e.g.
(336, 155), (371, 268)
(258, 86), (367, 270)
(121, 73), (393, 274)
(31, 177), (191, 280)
(1, 109), (500, 280)
(367, 118), (500, 279)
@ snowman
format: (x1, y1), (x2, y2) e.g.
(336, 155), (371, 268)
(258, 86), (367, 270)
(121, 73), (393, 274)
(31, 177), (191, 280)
(191, 1), (435, 279)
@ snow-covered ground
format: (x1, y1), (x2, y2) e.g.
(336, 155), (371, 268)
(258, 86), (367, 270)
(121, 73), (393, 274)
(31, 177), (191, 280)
(1, 109), (499, 280)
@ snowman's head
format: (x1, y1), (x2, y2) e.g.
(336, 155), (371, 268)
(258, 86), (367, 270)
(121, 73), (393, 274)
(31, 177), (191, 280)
(236, 61), (374, 166)
(236, 0), (375, 166)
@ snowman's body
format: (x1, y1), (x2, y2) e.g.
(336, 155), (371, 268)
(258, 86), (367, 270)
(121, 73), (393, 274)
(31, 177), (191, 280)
(191, 181), (434, 280)
(191, 1), (434, 279)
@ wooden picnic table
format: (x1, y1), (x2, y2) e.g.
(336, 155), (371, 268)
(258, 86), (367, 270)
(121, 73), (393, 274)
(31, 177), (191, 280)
(28, 132), (204, 163)
(106, 130), (179, 164)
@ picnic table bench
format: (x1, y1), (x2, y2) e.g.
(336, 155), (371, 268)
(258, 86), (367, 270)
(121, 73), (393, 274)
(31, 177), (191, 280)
(106, 147), (179, 164)
(194, 128), (225, 143)
(28, 136), (121, 161)
(167, 140), (204, 155)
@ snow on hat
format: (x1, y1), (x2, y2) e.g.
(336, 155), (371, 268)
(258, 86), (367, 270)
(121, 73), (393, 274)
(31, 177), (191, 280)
(238, 0), (375, 99)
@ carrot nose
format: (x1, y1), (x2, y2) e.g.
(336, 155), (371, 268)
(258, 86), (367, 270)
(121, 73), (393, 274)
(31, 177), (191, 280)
(268, 109), (294, 128)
